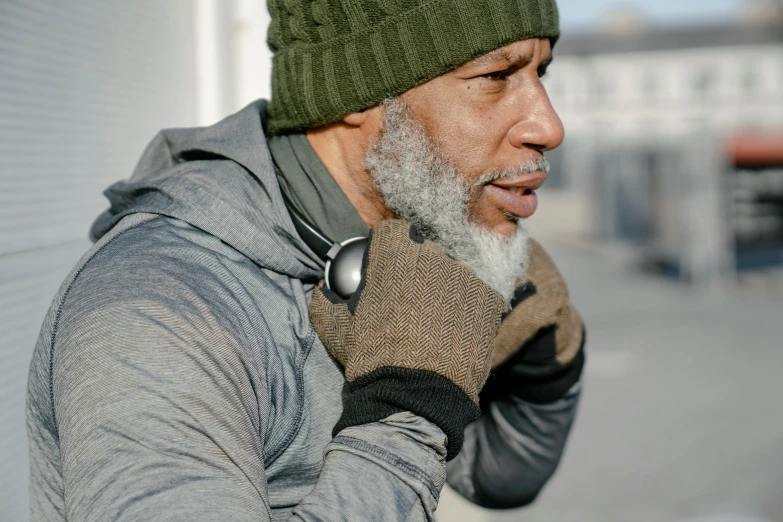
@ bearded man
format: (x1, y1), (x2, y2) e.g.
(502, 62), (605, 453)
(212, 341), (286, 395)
(27, 0), (585, 520)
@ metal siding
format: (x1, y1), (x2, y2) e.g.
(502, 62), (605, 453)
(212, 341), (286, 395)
(0, 1), (199, 519)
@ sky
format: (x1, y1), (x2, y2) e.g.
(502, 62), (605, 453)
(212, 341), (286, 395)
(557, 0), (746, 30)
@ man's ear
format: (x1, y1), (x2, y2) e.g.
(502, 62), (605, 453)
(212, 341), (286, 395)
(342, 110), (367, 127)
(342, 104), (384, 131)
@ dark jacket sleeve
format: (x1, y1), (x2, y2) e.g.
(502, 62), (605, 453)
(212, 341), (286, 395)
(445, 382), (581, 509)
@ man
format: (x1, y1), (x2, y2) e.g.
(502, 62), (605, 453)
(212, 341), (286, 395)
(27, 0), (585, 520)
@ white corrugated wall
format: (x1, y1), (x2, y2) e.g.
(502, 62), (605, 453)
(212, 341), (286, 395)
(0, 1), (273, 518)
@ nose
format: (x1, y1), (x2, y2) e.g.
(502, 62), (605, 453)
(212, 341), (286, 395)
(506, 81), (565, 153)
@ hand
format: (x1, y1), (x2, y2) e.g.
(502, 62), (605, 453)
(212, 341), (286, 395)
(309, 220), (507, 459)
(483, 239), (585, 405)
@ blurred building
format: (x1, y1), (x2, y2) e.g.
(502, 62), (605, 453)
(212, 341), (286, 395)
(538, 2), (783, 283)
(548, 1), (783, 141)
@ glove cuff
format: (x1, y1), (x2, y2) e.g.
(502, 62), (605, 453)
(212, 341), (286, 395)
(333, 367), (480, 460)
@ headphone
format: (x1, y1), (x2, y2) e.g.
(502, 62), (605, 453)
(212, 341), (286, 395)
(283, 197), (368, 299)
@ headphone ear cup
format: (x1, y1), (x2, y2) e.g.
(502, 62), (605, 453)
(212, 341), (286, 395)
(326, 237), (369, 299)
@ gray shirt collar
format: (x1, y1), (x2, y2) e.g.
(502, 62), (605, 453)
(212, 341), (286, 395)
(268, 133), (369, 244)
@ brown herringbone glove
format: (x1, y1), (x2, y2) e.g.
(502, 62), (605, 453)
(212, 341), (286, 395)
(482, 238), (585, 405)
(310, 220), (507, 459)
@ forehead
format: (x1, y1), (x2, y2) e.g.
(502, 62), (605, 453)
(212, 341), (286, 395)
(458, 38), (551, 69)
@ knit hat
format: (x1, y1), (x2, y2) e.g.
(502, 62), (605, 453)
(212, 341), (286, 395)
(266, 0), (560, 135)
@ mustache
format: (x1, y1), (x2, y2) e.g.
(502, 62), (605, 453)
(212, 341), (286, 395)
(471, 157), (550, 187)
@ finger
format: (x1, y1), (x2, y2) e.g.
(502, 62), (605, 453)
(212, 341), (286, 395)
(309, 282), (354, 363)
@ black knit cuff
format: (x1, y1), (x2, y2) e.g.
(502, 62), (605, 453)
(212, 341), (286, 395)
(333, 367), (480, 461)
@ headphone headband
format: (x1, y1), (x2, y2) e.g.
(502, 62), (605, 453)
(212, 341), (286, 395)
(282, 194), (368, 298)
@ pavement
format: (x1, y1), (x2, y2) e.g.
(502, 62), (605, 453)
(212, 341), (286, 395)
(436, 240), (783, 522)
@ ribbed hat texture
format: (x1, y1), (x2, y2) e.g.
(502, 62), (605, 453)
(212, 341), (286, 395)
(266, 0), (560, 134)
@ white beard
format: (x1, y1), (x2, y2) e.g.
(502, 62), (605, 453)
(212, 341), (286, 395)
(365, 97), (549, 302)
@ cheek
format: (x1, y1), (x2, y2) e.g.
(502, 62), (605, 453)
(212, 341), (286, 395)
(411, 91), (506, 173)
(434, 114), (505, 173)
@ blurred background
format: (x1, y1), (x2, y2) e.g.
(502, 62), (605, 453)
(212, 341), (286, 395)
(1, 1), (781, 521)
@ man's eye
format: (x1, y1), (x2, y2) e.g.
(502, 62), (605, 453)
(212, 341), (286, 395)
(537, 63), (551, 79)
(482, 68), (512, 81)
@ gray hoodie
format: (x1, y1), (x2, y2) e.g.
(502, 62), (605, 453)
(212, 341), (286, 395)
(27, 100), (579, 521)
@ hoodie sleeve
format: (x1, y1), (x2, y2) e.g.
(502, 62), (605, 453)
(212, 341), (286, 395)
(46, 220), (447, 522)
(445, 383), (580, 509)
(293, 413), (447, 522)
(51, 239), (272, 521)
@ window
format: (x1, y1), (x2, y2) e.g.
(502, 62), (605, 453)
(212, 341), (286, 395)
(742, 64), (758, 98)
(693, 67), (717, 100)
(642, 73), (658, 102)
(591, 75), (612, 105)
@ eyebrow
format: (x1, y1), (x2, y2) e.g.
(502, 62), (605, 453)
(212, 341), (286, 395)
(466, 48), (553, 71)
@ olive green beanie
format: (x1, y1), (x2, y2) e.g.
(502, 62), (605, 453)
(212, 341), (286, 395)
(266, 0), (559, 135)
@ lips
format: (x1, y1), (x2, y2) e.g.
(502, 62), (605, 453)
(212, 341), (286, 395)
(485, 171), (546, 219)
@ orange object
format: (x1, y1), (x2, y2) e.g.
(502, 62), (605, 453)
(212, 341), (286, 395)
(729, 135), (783, 166)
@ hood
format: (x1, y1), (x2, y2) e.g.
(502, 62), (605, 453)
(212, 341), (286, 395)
(90, 99), (322, 282)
